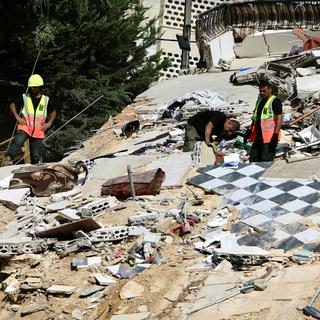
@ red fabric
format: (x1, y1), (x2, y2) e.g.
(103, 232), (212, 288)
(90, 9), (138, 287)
(101, 168), (165, 199)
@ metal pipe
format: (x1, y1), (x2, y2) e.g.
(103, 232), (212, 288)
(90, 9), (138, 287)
(127, 165), (136, 200)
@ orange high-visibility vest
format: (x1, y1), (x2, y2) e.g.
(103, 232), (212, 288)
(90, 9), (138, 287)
(249, 95), (280, 143)
(17, 93), (49, 139)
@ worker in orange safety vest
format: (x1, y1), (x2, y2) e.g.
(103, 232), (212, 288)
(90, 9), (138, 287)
(245, 81), (283, 162)
(4, 74), (57, 165)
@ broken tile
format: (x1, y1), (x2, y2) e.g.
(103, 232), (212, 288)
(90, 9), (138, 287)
(294, 229), (320, 243)
(282, 199), (310, 212)
(72, 256), (102, 269)
(237, 164), (265, 176)
(288, 185), (316, 197)
(256, 187), (283, 199)
(249, 199), (277, 212)
(231, 176), (257, 188)
(241, 214), (271, 227)
(274, 212), (303, 225)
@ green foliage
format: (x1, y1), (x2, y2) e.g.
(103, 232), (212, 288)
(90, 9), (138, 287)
(0, 0), (170, 159)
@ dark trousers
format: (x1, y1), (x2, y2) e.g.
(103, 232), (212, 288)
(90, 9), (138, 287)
(7, 130), (43, 164)
(183, 124), (202, 152)
(249, 135), (276, 162)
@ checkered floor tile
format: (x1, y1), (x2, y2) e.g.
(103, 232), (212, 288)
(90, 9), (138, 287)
(190, 162), (320, 251)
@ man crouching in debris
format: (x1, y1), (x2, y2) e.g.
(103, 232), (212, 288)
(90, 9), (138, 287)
(247, 81), (283, 162)
(183, 110), (240, 152)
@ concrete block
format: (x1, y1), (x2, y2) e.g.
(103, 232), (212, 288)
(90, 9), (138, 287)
(80, 285), (104, 297)
(128, 211), (160, 229)
(53, 238), (92, 256)
(88, 226), (131, 242)
(79, 197), (119, 217)
(46, 285), (76, 295)
(0, 240), (47, 257)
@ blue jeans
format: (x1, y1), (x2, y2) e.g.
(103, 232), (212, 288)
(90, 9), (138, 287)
(7, 130), (43, 164)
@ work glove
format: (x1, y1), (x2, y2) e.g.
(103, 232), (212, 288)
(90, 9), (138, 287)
(243, 129), (251, 144)
(269, 133), (278, 151)
(206, 142), (217, 153)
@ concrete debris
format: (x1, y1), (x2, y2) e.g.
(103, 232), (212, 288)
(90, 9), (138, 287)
(72, 256), (102, 269)
(93, 273), (117, 286)
(46, 285), (76, 295)
(88, 226), (132, 242)
(79, 196), (119, 217)
(20, 302), (48, 316)
(2, 13), (320, 319)
(79, 285), (104, 297)
(120, 281), (145, 300)
(0, 240), (47, 257)
(0, 188), (30, 210)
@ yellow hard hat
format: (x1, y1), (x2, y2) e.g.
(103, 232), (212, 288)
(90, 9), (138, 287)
(28, 74), (44, 87)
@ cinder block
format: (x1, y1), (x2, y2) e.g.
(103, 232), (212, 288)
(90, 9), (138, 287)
(128, 212), (160, 229)
(0, 241), (47, 257)
(79, 197), (118, 217)
(88, 226), (132, 242)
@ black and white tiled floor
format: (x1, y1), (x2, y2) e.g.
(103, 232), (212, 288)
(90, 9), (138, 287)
(189, 162), (320, 251)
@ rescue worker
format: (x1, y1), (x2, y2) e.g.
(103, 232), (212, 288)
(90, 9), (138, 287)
(247, 81), (283, 162)
(4, 74), (57, 165)
(183, 110), (240, 152)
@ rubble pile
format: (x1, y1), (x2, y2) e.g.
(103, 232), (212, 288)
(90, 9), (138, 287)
(1, 41), (320, 320)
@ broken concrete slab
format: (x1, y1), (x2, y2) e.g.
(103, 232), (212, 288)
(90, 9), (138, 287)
(261, 158), (320, 180)
(45, 199), (74, 212)
(0, 188), (30, 210)
(36, 218), (101, 238)
(56, 208), (81, 221)
(46, 285), (76, 295)
(20, 303), (48, 316)
(49, 188), (82, 202)
(146, 152), (192, 187)
(120, 281), (145, 299)
(93, 273), (116, 286)
(79, 285), (104, 297)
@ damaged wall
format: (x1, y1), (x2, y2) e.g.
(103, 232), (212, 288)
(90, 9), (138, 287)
(196, 1), (320, 67)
